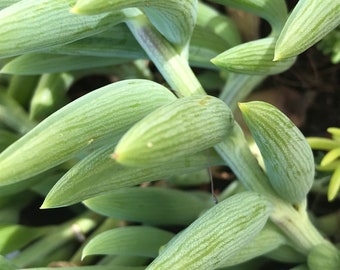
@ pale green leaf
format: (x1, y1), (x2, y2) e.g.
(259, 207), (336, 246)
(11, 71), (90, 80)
(84, 187), (213, 225)
(72, 0), (197, 47)
(274, 0), (340, 60)
(114, 95), (234, 166)
(42, 146), (224, 208)
(1, 53), (131, 75)
(212, 37), (296, 75)
(83, 226), (174, 259)
(146, 192), (272, 270)
(0, 255), (17, 270)
(239, 101), (314, 204)
(0, 0), (127, 58)
(0, 224), (52, 254)
(0, 80), (176, 186)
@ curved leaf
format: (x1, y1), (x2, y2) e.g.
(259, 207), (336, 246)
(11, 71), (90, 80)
(72, 0), (198, 47)
(0, 0), (126, 58)
(146, 192), (272, 270)
(114, 95), (234, 166)
(84, 187), (213, 226)
(83, 226), (174, 259)
(0, 80), (176, 186)
(274, 0), (340, 60)
(212, 37), (296, 75)
(42, 146), (223, 208)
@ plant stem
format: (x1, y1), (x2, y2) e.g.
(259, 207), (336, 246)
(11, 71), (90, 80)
(125, 10), (205, 97)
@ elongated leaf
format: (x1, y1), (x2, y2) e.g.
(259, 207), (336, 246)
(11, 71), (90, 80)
(146, 192), (272, 270)
(0, 0), (127, 58)
(211, 37), (296, 75)
(274, 0), (340, 60)
(308, 243), (340, 270)
(1, 53), (131, 75)
(208, 0), (288, 34)
(83, 226), (174, 259)
(0, 130), (18, 152)
(0, 80), (176, 186)
(114, 95), (234, 166)
(42, 147), (224, 208)
(0, 224), (52, 254)
(84, 187), (213, 226)
(7, 75), (39, 108)
(72, 0), (197, 47)
(239, 101), (314, 204)
(21, 267), (144, 270)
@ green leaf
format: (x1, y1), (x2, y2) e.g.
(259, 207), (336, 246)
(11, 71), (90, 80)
(114, 95), (234, 166)
(42, 147), (223, 208)
(274, 0), (340, 60)
(208, 0), (288, 34)
(0, 129), (18, 152)
(84, 187), (213, 226)
(308, 243), (340, 270)
(29, 73), (73, 121)
(1, 53), (131, 75)
(0, 79), (176, 186)
(146, 192), (272, 270)
(83, 226), (174, 259)
(72, 0), (198, 48)
(20, 267), (144, 270)
(0, 255), (17, 270)
(0, 224), (52, 254)
(328, 166), (340, 201)
(218, 223), (287, 268)
(211, 37), (296, 75)
(0, 92), (35, 134)
(0, 0), (127, 58)
(239, 101), (314, 204)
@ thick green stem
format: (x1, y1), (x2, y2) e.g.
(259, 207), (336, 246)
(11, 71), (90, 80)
(125, 11), (205, 97)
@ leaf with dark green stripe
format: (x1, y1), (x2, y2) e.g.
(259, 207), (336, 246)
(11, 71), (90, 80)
(146, 191), (272, 270)
(239, 101), (314, 204)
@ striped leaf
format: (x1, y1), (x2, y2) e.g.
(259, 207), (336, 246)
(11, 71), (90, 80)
(239, 101), (314, 204)
(72, 0), (197, 48)
(211, 37), (296, 75)
(0, 80), (176, 186)
(42, 146), (223, 208)
(0, 0), (126, 58)
(274, 0), (340, 60)
(146, 191), (272, 270)
(114, 95), (234, 166)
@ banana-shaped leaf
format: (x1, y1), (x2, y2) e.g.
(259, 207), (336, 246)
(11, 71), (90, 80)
(146, 191), (272, 270)
(208, 0), (288, 34)
(0, 0), (126, 58)
(84, 187), (213, 226)
(211, 37), (296, 75)
(114, 95), (234, 166)
(239, 101), (314, 204)
(1, 53), (131, 75)
(83, 226), (174, 259)
(0, 79), (176, 186)
(72, 0), (197, 48)
(42, 146), (224, 208)
(274, 0), (340, 60)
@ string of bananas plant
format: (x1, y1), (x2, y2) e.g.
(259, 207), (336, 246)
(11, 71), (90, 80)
(0, 0), (339, 269)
